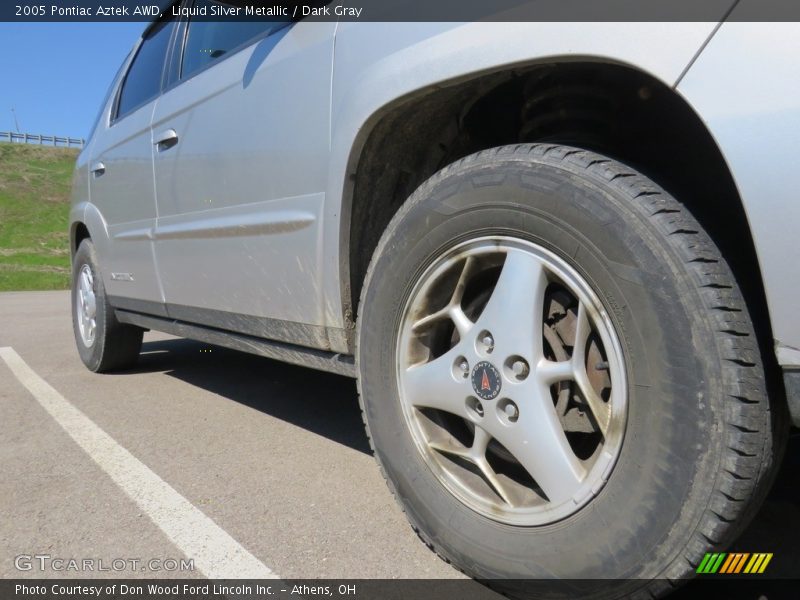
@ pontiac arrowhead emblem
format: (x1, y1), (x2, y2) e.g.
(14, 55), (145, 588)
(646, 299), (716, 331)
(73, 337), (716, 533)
(481, 369), (490, 391)
(471, 361), (501, 400)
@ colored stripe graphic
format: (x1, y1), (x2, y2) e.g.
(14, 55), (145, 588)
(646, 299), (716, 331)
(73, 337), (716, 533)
(710, 553), (726, 573)
(720, 553), (747, 573)
(696, 553), (712, 573)
(744, 554), (760, 573)
(744, 553), (774, 574)
(758, 553), (773, 573)
(719, 553), (736, 574)
(719, 553), (735, 573)
(733, 553), (750, 573)
(697, 552), (772, 574)
(697, 553), (726, 574)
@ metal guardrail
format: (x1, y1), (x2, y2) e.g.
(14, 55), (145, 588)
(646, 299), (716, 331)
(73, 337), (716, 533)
(0, 131), (85, 148)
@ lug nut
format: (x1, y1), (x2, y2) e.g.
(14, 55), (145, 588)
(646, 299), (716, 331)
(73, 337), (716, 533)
(453, 358), (470, 380)
(505, 404), (518, 418)
(511, 360), (529, 379)
(478, 331), (495, 354)
(467, 397), (485, 418)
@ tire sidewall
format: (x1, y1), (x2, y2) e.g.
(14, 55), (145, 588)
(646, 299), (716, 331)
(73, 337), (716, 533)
(357, 155), (723, 580)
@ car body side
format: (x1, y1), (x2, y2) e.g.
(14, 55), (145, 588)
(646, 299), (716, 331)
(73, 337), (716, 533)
(70, 15), (800, 415)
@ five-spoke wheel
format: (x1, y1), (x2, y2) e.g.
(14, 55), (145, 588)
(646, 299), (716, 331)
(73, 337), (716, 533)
(396, 238), (627, 524)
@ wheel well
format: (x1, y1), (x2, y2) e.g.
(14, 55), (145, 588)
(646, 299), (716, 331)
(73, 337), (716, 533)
(345, 61), (775, 372)
(72, 222), (90, 256)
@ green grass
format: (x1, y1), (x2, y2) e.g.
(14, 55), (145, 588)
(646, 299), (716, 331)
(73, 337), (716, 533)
(0, 143), (79, 291)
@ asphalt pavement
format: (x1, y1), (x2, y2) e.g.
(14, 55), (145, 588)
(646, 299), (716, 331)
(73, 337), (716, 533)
(1, 291), (797, 594)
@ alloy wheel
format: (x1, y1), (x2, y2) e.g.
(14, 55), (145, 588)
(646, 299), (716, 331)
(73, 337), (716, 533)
(396, 237), (628, 525)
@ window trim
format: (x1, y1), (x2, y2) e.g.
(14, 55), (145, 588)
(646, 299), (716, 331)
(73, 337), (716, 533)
(163, 16), (189, 90)
(110, 9), (182, 125)
(90, 50), (131, 138)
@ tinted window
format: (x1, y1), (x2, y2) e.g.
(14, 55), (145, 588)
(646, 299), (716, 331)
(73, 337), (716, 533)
(182, 0), (283, 79)
(116, 20), (173, 119)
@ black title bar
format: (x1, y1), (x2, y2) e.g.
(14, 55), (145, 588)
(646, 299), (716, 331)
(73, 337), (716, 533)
(4, 0), (800, 23)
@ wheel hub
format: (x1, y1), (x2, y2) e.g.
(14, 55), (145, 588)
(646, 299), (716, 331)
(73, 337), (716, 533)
(471, 361), (502, 400)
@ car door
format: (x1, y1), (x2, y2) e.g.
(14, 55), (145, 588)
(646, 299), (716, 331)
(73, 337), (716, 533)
(151, 0), (336, 349)
(89, 18), (176, 313)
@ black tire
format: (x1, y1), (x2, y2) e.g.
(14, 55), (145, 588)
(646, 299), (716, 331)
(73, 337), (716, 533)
(356, 144), (786, 597)
(71, 239), (143, 372)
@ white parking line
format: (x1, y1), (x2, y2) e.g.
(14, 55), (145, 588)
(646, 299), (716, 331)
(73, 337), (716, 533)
(0, 346), (279, 580)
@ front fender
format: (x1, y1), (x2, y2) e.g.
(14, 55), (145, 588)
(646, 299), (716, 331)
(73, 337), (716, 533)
(321, 21), (723, 330)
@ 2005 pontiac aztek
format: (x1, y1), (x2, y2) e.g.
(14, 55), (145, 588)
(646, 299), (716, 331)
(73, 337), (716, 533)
(69, 2), (799, 596)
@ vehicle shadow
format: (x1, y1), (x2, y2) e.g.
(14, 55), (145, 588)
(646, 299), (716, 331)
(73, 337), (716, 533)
(129, 337), (799, 589)
(133, 336), (370, 455)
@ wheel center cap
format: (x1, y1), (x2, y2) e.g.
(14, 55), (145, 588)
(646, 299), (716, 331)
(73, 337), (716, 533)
(471, 361), (502, 400)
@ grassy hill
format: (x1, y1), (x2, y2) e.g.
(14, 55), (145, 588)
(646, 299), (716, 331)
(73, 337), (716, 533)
(0, 143), (79, 291)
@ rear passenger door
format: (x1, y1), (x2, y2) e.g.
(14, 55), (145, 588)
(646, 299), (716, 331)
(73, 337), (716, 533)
(89, 19), (176, 310)
(152, 0), (336, 348)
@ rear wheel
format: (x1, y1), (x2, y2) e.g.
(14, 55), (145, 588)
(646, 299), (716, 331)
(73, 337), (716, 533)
(356, 144), (784, 597)
(71, 239), (143, 372)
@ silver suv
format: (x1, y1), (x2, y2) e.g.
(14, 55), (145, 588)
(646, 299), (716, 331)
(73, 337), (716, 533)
(70, 5), (798, 596)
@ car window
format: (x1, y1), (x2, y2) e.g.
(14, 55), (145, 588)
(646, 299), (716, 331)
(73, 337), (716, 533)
(116, 20), (174, 120)
(181, 0), (285, 79)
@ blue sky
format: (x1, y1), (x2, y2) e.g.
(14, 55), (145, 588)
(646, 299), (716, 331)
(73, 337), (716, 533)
(0, 23), (145, 139)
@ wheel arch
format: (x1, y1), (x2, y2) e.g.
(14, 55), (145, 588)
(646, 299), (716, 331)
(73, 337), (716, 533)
(341, 58), (778, 401)
(69, 203), (111, 272)
(71, 221), (91, 258)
